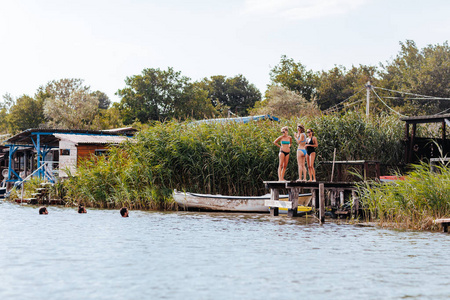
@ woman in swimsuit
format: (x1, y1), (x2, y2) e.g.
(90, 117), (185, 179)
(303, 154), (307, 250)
(294, 124), (307, 181)
(273, 126), (292, 181)
(305, 128), (318, 182)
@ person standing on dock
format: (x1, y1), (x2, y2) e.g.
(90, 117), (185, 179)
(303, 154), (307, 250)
(294, 124), (307, 182)
(273, 126), (292, 181)
(305, 128), (318, 182)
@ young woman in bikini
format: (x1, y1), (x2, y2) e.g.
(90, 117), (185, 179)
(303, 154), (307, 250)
(294, 124), (307, 181)
(273, 126), (292, 181)
(305, 128), (318, 182)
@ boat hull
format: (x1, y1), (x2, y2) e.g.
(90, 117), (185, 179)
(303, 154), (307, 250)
(173, 191), (312, 213)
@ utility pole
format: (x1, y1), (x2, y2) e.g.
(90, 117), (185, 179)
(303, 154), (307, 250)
(365, 81), (372, 117)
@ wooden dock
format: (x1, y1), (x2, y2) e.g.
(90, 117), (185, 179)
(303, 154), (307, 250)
(263, 181), (359, 223)
(434, 218), (450, 233)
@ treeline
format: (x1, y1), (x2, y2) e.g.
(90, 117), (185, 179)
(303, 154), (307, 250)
(0, 40), (448, 134)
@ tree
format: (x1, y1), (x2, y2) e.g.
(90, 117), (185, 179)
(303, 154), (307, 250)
(116, 67), (218, 123)
(91, 91), (111, 110)
(379, 40), (450, 115)
(42, 78), (100, 129)
(7, 95), (45, 133)
(269, 55), (318, 101)
(316, 65), (377, 110)
(250, 85), (319, 118)
(198, 74), (262, 116)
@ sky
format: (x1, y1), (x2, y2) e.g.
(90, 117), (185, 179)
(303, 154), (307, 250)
(1, 0), (449, 103)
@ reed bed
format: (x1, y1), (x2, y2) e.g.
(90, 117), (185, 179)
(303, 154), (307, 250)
(61, 112), (405, 209)
(357, 162), (450, 231)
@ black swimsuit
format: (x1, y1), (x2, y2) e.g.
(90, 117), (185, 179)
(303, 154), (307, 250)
(280, 150), (290, 156)
(306, 138), (315, 155)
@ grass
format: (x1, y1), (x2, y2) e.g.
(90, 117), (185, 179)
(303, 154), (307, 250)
(357, 161), (450, 231)
(60, 111), (405, 209)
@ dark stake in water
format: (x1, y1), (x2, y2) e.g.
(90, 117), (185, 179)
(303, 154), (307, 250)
(1, 201), (450, 300)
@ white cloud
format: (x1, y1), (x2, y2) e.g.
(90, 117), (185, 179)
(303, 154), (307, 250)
(243, 0), (368, 20)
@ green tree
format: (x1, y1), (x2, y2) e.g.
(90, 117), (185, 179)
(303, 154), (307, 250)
(197, 75), (261, 116)
(91, 90), (111, 110)
(316, 65), (377, 110)
(42, 78), (100, 129)
(250, 85), (319, 118)
(379, 40), (450, 115)
(6, 95), (45, 133)
(116, 67), (217, 123)
(269, 55), (318, 101)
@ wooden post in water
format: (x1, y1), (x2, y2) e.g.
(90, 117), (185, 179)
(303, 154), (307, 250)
(270, 189), (279, 216)
(287, 188), (299, 217)
(319, 183), (325, 223)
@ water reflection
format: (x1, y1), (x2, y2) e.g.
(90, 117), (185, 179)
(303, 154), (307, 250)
(0, 201), (450, 300)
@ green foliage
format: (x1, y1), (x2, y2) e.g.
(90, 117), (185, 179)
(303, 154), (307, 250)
(116, 67), (217, 124)
(270, 55), (319, 101)
(308, 111), (404, 165)
(6, 95), (45, 133)
(316, 65), (377, 110)
(42, 78), (100, 129)
(250, 85), (320, 118)
(197, 75), (262, 115)
(62, 111), (404, 207)
(379, 40), (450, 115)
(357, 162), (450, 231)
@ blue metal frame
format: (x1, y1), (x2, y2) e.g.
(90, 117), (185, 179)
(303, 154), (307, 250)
(5, 129), (133, 185)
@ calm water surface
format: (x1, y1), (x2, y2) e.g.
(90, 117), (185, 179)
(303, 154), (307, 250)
(1, 201), (450, 300)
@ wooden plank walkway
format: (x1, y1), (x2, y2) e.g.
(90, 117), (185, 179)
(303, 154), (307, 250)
(263, 181), (359, 223)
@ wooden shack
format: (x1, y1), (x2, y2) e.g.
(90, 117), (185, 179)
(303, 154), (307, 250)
(1, 127), (136, 185)
(402, 114), (450, 164)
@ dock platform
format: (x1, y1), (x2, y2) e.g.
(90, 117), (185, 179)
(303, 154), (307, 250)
(263, 181), (359, 223)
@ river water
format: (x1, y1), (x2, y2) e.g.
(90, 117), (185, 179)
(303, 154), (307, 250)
(1, 201), (449, 300)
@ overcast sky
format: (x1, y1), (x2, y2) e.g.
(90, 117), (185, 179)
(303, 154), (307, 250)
(1, 0), (449, 103)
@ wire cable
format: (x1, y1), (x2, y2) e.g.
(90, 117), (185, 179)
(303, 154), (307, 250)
(371, 87), (408, 117)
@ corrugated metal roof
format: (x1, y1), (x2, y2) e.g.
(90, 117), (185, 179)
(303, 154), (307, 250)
(54, 134), (129, 145)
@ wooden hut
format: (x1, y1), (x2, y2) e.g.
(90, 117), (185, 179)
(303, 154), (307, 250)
(402, 114), (450, 164)
(1, 127), (136, 185)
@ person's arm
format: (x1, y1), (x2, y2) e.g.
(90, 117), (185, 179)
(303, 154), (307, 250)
(311, 137), (318, 148)
(294, 132), (299, 144)
(289, 136), (292, 148)
(273, 136), (282, 148)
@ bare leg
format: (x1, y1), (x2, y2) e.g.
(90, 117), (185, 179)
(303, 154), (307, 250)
(278, 152), (284, 180)
(306, 154), (311, 181)
(300, 153), (307, 181)
(310, 152), (316, 181)
(280, 153), (289, 181)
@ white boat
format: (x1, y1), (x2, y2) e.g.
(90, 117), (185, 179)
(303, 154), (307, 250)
(173, 190), (312, 213)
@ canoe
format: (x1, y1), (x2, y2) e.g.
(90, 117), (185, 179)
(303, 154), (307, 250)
(173, 190), (312, 213)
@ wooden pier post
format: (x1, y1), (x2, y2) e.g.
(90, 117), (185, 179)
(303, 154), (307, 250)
(270, 189), (279, 216)
(319, 183), (325, 223)
(287, 188), (299, 217)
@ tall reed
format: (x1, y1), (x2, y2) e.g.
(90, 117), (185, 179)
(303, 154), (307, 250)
(357, 162), (450, 230)
(62, 111), (405, 208)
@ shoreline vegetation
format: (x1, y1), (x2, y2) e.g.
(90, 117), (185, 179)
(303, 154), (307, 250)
(357, 162), (450, 231)
(6, 111), (449, 232)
